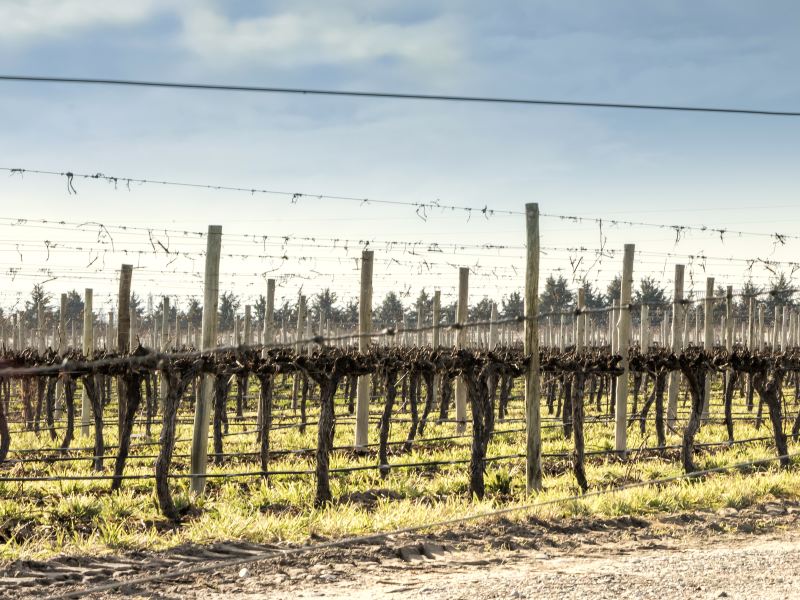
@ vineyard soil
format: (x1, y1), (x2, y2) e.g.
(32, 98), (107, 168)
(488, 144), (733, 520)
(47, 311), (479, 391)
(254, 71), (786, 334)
(35, 499), (800, 599)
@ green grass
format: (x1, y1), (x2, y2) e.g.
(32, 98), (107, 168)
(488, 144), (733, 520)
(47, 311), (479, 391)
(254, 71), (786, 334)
(0, 376), (797, 561)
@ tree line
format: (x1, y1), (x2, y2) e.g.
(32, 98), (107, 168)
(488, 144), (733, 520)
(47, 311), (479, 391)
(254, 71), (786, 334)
(1, 272), (796, 336)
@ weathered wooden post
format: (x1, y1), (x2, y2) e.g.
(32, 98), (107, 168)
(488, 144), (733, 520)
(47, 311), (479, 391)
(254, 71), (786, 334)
(244, 304), (253, 346)
(431, 288), (441, 413)
(263, 279), (276, 349)
(614, 244), (635, 454)
(666, 265), (685, 428)
(130, 306), (137, 351)
(455, 267), (469, 433)
(291, 295), (306, 410)
(576, 289), (586, 352)
(525, 203), (542, 493)
(117, 264), (133, 437)
(416, 298), (424, 347)
(37, 300), (45, 353)
(702, 277), (714, 419)
(190, 225), (222, 495)
(159, 296), (170, 410)
(354, 250), (374, 448)
(725, 287), (733, 352)
(80, 288), (94, 437)
(58, 293), (67, 351)
(489, 302), (499, 348)
(640, 304), (649, 350)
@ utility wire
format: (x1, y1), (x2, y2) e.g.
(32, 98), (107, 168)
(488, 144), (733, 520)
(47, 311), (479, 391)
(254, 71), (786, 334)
(2, 75), (800, 117)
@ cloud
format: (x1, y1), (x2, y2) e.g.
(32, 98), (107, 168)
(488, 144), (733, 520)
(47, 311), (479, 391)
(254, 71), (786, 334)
(0, 0), (159, 43)
(176, 5), (463, 72)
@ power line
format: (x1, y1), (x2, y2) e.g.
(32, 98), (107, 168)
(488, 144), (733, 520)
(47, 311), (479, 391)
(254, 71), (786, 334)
(1, 75), (800, 117)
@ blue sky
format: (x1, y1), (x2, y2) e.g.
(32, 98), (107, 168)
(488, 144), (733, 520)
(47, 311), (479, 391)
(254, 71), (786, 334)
(1, 1), (799, 313)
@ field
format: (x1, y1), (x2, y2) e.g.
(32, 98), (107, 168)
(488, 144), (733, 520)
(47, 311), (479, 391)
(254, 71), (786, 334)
(1, 365), (798, 564)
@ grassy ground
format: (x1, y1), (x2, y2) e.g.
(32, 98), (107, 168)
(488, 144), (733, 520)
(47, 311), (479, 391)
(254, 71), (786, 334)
(0, 375), (797, 561)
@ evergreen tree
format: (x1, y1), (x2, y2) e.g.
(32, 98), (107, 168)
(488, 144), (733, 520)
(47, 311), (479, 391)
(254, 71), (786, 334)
(500, 291), (523, 319)
(469, 297), (494, 321)
(218, 291), (240, 330)
(539, 275), (574, 315)
(374, 292), (404, 328)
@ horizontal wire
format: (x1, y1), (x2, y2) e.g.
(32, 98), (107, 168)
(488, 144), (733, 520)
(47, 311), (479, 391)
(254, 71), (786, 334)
(2, 75), (799, 117)
(3, 169), (800, 241)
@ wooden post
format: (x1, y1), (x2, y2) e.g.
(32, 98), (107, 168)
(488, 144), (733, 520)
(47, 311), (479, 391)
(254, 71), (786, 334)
(190, 225), (222, 495)
(117, 265), (133, 351)
(257, 279), (276, 430)
(354, 250), (374, 447)
(161, 298), (170, 350)
(159, 296), (170, 410)
(781, 306), (789, 350)
(130, 306), (137, 351)
(614, 244), (635, 454)
(524, 203), (542, 493)
(80, 288), (94, 437)
(37, 300), (45, 353)
(432, 289), (441, 417)
(489, 302), (499, 348)
(11, 314), (18, 349)
(416, 298), (424, 347)
(702, 277), (714, 419)
(263, 279), (276, 350)
(666, 265), (685, 428)
(725, 287), (733, 352)
(640, 304), (649, 350)
(116, 264), (133, 437)
(58, 293), (67, 351)
(455, 267), (469, 433)
(576, 289), (586, 352)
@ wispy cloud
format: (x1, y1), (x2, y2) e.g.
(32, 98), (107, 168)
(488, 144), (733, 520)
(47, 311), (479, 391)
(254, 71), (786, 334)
(1, 0), (159, 43)
(176, 5), (463, 72)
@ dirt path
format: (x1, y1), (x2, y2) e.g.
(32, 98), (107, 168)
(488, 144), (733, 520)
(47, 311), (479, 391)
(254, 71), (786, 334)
(265, 535), (800, 600)
(6, 501), (800, 599)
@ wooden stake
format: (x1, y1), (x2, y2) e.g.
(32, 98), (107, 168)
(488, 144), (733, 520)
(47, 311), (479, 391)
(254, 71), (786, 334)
(576, 289), (586, 352)
(116, 266), (133, 352)
(354, 250), (374, 447)
(725, 286), (733, 352)
(702, 277), (714, 419)
(614, 244), (635, 454)
(489, 302), (499, 348)
(130, 306), (137, 351)
(524, 203), (542, 493)
(80, 288), (94, 437)
(455, 267), (469, 433)
(666, 265), (685, 428)
(58, 293), (67, 351)
(190, 225), (222, 495)
(116, 264), (133, 437)
(432, 289), (441, 417)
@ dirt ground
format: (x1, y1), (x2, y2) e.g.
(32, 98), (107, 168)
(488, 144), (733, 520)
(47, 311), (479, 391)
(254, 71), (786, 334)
(6, 500), (800, 599)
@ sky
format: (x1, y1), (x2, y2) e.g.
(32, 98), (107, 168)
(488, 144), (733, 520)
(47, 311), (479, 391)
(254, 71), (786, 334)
(1, 0), (799, 318)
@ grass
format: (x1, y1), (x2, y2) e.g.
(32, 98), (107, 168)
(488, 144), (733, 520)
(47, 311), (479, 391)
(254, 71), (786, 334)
(0, 375), (797, 561)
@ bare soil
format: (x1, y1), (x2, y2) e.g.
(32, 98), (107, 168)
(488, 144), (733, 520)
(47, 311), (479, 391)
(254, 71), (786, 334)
(6, 500), (800, 599)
